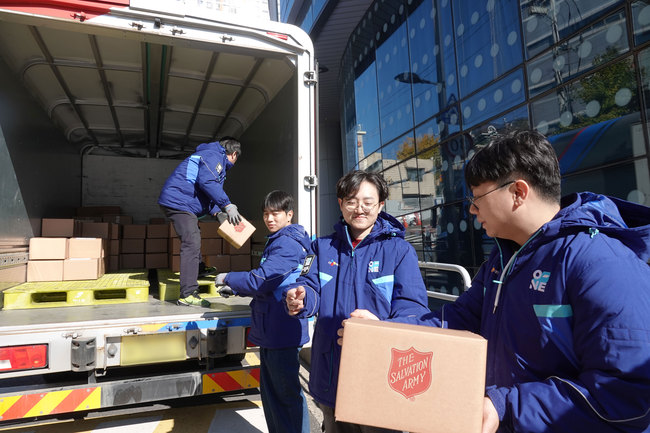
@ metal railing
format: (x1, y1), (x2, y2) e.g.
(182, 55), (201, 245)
(419, 261), (472, 302)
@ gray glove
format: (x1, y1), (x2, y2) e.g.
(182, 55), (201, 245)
(218, 286), (235, 298)
(215, 273), (228, 286)
(224, 204), (242, 225)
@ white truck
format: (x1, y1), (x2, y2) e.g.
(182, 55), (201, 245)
(0, 0), (317, 425)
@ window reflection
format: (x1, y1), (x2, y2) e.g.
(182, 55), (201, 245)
(461, 69), (526, 129)
(354, 64), (381, 157)
(532, 56), (641, 173)
(632, 1), (650, 45)
(384, 158), (422, 219)
(527, 12), (629, 98)
(521, 0), (623, 59)
(454, 0), (523, 97)
(407, 0), (458, 124)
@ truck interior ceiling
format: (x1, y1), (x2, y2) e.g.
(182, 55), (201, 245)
(0, 9), (301, 240)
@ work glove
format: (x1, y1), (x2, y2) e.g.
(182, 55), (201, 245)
(218, 286), (235, 298)
(224, 204), (242, 226)
(215, 273), (228, 286)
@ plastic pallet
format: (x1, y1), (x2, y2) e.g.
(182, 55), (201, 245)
(2, 271), (150, 310)
(156, 269), (219, 301)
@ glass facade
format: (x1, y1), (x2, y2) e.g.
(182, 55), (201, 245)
(341, 0), (650, 288)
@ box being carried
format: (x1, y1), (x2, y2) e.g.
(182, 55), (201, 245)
(335, 318), (487, 433)
(217, 214), (255, 249)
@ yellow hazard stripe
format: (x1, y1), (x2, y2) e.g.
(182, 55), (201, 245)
(0, 395), (21, 418)
(24, 390), (71, 418)
(75, 387), (101, 411)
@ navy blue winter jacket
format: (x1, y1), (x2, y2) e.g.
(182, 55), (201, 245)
(158, 141), (233, 216)
(226, 224), (311, 349)
(285, 211), (430, 407)
(405, 192), (650, 433)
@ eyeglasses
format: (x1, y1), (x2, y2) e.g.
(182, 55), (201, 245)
(466, 180), (515, 210)
(342, 200), (380, 213)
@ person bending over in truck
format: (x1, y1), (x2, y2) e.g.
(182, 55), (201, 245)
(214, 190), (311, 433)
(158, 137), (243, 307)
(284, 170), (430, 433)
(344, 129), (650, 433)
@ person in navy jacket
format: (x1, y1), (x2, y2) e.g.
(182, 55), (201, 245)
(158, 137), (242, 307)
(215, 190), (311, 433)
(349, 130), (650, 433)
(285, 170), (430, 433)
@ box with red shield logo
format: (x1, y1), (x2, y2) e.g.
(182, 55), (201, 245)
(335, 318), (487, 433)
(217, 216), (256, 250)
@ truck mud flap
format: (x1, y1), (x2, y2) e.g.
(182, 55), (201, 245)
(0, 366), (260, 422)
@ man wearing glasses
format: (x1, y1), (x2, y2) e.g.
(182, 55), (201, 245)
(284, 170), (429, 433)
(349, 130), (650, 433)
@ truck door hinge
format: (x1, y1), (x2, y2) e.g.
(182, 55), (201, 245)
(222, 35), (234, 43)
(303, 175), (318, 189)
(303, 71), (317, 85)
(124, 327), (142, 335)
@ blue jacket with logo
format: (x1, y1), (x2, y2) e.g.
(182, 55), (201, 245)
(158, 141), (233, 216)
(405, 192), (650, 433)
(285, 211), (430, 407)
(226, 224), (311, 348)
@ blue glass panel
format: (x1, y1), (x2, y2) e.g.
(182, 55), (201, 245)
(467, 105), (530, 150)
(632, 1), (650, 45)
(381, 131), (415, 169)
(531, 56), (643, 174)
(527, 12), (629, 97)
(521, 0), (623, 59)
(454, 0), (523, 97)
(414, 108), (460, 154)
(383, 158), (422, 218)
(407, 0), (458, 124)
(461, 69), (525, 129)
(354, 63), (381, 157)
(377, 21), (415, 144)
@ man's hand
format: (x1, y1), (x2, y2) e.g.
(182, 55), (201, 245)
(224, 204), (242, 225)
(481, 397), (499, 433)
(215, 273), (228, 286)
(337, 309), (380, 346)
(218, 285), (235, 298)
(286, 286), (305, 315)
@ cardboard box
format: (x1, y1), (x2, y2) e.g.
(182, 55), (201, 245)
(146, 238), (168, 253)
(102, 215), (133, 225)
(335, 318), (487, 433)
(29, 237), (68, 260)
(41, 218), (75, 237)
(107, 239), (120, 256)
(146, 253), (168, 269)
(107, 255), (119, 273)
(204, 255), (230, 272)
(109, 223), (120, 240)
(230, 254), (251, 271)
(169, 222), (178, 238)
(63, 258), (103, 280)
(121, 239), (145, 254)
(147, 224), (168, 239)
(218, 217), (255, 250)
(27, 260), (64, 282)
(0, 264), (27, 284)
(122, 224), (147, 239)
(169, 237), (181, 254)
(149, 217), (166, 224)
(120, 254), (144, 269)
(223, 238), (251, 255)
(68, 238), (104, 259)
(81, 222), (111, 239)
(170, 254), (180, 272)
(201, 238), (222, 255)
(199, 221), (221, 238)
(76, 206), (121, 217)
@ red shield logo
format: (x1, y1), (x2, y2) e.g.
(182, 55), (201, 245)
(387, 347), (433, 399)
(234, 222), (245, 232)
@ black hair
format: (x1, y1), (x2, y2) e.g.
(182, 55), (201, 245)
(219, 136), (242, 157)
(464, 129), (561, 203)
(336, 170), (389, 202)
(263, 190), (294, 213)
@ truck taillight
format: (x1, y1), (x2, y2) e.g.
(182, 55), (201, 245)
(245, 327), (257, 347)
(0, 345), (48, 371)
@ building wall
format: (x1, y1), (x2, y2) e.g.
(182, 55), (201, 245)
(339, 0), (650, 285)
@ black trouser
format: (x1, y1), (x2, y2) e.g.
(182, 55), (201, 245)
(160, 206), (201, 298)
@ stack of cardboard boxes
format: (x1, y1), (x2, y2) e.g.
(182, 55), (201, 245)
(168, 220), (252, 274)
(27, 219), (106, 282)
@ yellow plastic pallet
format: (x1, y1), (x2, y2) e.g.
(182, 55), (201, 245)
(2, 271), (150, 310)
(156, 269), (219, 301)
